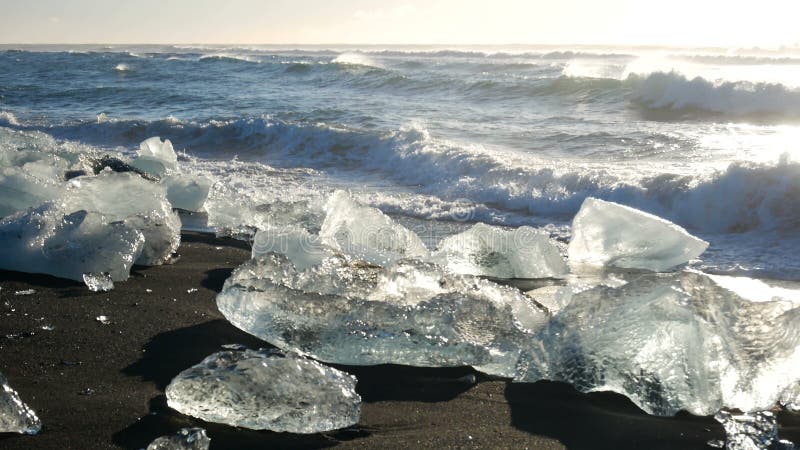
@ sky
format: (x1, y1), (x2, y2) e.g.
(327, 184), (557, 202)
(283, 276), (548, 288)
(0, 0), (798, 48)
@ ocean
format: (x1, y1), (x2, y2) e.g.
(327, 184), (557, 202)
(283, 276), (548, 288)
(2, 43), (800, 280)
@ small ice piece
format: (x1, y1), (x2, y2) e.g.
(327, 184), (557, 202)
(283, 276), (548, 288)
(83, 272), (114, 292)
(0, 372), (41, 435)
(96, 315), (111, 325)
(145, 289), (153, 293)
(714, 410), (795, 450)
(431, 223), (567, 279)
(146, 427), (210, 450)
(41, 325), (54, 331)
(14, 289), (35, 296)
(319, 190), (428, 266)
(131, 137), (178, 177)
(567, 198), (708, 271)
(515, 271), (800, 416)
(162, 174), (211, 212)
(165, 349), (361, 433)
(217, 254), (547, 377)
(186, 288), (198, 294)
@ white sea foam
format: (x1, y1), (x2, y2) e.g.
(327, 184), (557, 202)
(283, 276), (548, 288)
(0, 111), (20, 126)
(631, 71), (800, 118)
(114, 63), (129, 72)
(332, 52), (383, 69)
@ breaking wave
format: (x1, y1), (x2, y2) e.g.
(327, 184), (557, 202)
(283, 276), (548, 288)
(12, 117), (800, 234)
(630, 72), (800, 120)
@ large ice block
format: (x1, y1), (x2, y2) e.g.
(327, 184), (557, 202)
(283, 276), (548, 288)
(0, 167), (61, 217)
(515, 271), (800, 416)
(432, 223), (567, 279)
(319, 191), (429, 266)
(64, 171), (181, 265)
(252, 227), (334, 271)
(567, 198), (708, 271)
(165, 350), (360, 433)
(1, 372), (42, 435)
(216, 254), (547, 376)
(0, 206), (144, 282)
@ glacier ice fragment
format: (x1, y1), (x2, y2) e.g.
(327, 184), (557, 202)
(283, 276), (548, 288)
(165, 349), (361, 433)
(131, 137), (178, 177)
(162, 174), (211, 212)
(64, 171), (181, 265)
(0, 206), (144, 282)
(0, 372), (41, 435)
(216, 254), (547, 376)
(83, 272), (114, 292)
(146, 428), (210, 450)
(567, 198), (708, 271)
(432, 223), (567, 279)
(714, 410), (795, 450)
(252, 227), (334, 270)
(320, 191), (428, 266)
(515, 271), (800, 416)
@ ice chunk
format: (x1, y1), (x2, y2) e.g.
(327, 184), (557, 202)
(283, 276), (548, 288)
(432, 223), (567, 279)
(319, 191), (428, 266)
(714, 410), (795, 450)
(515, 271), (800, 416)
(0, 206), (144, 282)
(64, 171), (181, 265)
(567, 198), (708, 271)
(0, 167), (61, 217)
(146, 428), (210, 450)
(162, 174), (211, 212)
(83, 272), (114, 292)
(131, 137), (178, 177)
(165, 349), (360, 433)
(0, 372), (41, 435)
(216, 254), (547, 376)
(252, 227), (334, 270)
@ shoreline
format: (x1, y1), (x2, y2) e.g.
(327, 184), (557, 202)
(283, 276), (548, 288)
(1, 232), (797, 449)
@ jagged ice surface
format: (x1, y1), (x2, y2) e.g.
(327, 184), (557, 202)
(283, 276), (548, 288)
(714, 410), (795, 450)
(216, 254), (547, 376)
(567, 197), (708, 271)
(319, 190), (429, 266)
(514, 271), (800, 416)
(146, 428), (210, 450)
(0, 372), (41, 435)
(0, 206), (144, 282)
(431, 223), (567, 279)
(165, 350), (360, 433)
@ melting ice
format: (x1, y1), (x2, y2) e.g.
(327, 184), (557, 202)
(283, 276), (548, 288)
(165, 349), (361, 433)
(0, 372), (41, 435)
(146, 428), (210, 450)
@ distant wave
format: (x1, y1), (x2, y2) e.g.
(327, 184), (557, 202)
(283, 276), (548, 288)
(629, 71), (800, 120)
(198, 53), (260, 63)
(331, 52), (384, 69)
(14, 116), (799, 234)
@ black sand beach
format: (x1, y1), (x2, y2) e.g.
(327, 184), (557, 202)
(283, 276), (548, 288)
(1, 232), (797, 449)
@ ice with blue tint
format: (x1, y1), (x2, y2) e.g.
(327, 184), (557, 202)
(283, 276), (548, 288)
(432, 223), (567, 279)
(131, 137), (178, 177)
(0, 372), (41, 435)
(567, 198), (709, 272)
(0, 206), (144, 282)
(146, 428), (210, 450)
(216, 253), (547, 377)
(320, 190), (429, 266)
(515, 270), (800, 417)
(165, 349), (360, 433)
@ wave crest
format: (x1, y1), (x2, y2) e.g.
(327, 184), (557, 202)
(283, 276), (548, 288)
(630, 72), (800, 120)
